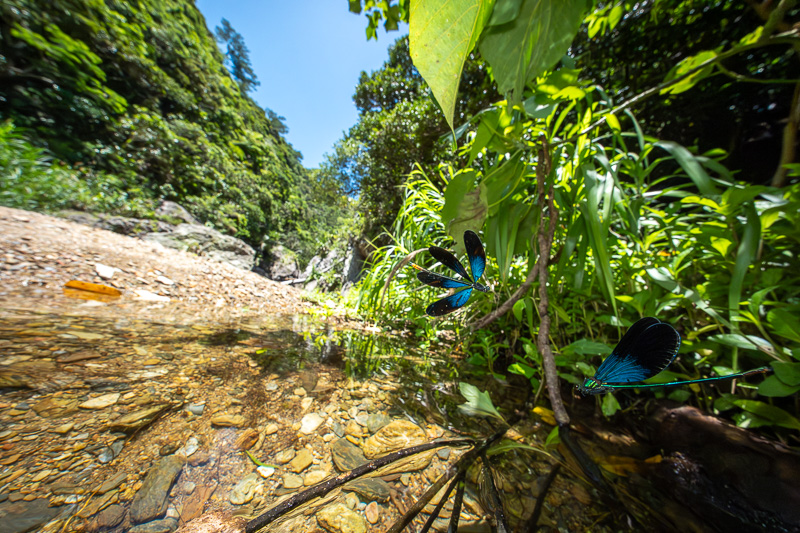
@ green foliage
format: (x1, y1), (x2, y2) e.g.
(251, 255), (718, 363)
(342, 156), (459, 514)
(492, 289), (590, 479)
(0, 0), (335, 264)
(322, 36), (498, 238)
(352, 0), (800, 434)
(0, 121), (91, 211)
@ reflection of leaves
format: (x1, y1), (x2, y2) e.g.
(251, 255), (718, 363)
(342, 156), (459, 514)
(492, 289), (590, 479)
(457, 382), (506, 423)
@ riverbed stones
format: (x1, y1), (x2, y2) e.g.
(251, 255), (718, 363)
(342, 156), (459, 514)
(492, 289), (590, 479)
(344, 479), (390, 502)
(130, 455), (184, 524)
(98, 472), (128, 493)
(289, 448), (313, 473)
(365, 413), (391, 434)
(32, 397), (79, 418)
(362, 420), (427, 458)
(331, 438), (367, 472)
(210, 414), (245, 427)
(316, 502), (366, 533)
(108, 405), (169, 433)
(300, 413), (324, 434)
(234, 428), (259, 450)
(282, 473), (303, 489)
(273, 448), (295, 465)
(303, 469), (328, 485)
(0, 498), (60, 533)
(229, 473), (260, 505)
(364, 501), (380, 524)
(128, 516), (179, 533)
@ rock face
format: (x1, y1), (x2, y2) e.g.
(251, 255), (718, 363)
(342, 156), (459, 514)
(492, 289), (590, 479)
(155, 200), (198, 224)
(144, 224), (255, 271)
(263, 245), (299, 280)
(59, 203), (256, 272)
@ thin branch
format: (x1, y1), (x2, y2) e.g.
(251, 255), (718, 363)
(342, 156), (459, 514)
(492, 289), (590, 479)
(772, 81), (800, 187)
(245, 438), (473, 533)
(572, 33), (800, 140)
(534, 139), (570, 427)
(386, 430), (506, 533)
(524, 463), (560, 532)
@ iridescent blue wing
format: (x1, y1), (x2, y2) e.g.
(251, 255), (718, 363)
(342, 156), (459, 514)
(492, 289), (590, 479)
(594, 318), (681, 384)
(426, 288), (473, 316)
(416, 270), (471, 289)
(463, 230), (486, 282)
(429, 246), (472, 283)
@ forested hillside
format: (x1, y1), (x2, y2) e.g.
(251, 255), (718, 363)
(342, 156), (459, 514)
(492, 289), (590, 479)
(0, 0), (340, 262)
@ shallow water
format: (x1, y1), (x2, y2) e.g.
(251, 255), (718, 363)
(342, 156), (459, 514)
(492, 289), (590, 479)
(0, 295), (583, 533)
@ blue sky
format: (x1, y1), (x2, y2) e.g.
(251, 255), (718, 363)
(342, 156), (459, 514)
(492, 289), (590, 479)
(195, 0), (407, 168)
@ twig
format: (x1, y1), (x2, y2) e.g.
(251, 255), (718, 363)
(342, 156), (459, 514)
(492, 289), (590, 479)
(525, 463), (561, 532)
(245, 438), (474, 532)
(418, 470), (465, 533)
(480, 452), (509, 532)
(386, 430), (506, 533)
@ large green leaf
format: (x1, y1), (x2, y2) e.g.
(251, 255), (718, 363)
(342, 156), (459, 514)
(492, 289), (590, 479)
(441, 171), (488, 246)
(728, 201), (760, 319)
(732, 399), (800, 430)
(409, 0), (495, 131)
(479, 0), (585, 101)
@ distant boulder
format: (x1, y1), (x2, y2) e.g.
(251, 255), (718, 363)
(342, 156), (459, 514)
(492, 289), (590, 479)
(143, 224), (255, 271)
(262, 245), (299, 281)
(155, 200), (198, 225)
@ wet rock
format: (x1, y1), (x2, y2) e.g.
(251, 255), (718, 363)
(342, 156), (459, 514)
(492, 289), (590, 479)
(332, 421), (344, 438)
(362, 420), (426, 458)
(290, 448), (313, 473)
(234, 428), (259, 450)
(92, 504), (125, 529)
(177, 436), (199, 457)
(52, 422), (75, 434)
(173, 511), (247, 533)
(331, 438), (368, 472)
(160, 443), (180, 456)
(344, 479), (391, 503)
(98, 472), (128, 494)
(32, 397), (79, 418)
(129, 516), (179, 533)
(97, 447), (114, 464)
(282, 473), (303, 489)
(181, 482), (196, 495)
(256, 466), (274, 478)
(365, 501), (380, 524)
(273, 448), (295, 465)
(229, 473), (260, 505)
(344, 492), (359, 509)
(108, 405), (169, 433)
(265, 423), (279, 435)
(187, 404), (205, 416)
(316, 502), (366, 533)
(0, 498), (59, 533)
(365, 413), (391, 434)
(300, 413), (324, 434)
(344, 421), (363, 438)
(130, 455), (184, 524)
(210, 414), (245, 427)
(304, 469), (328, 485)
(95, 263), (117, 279)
